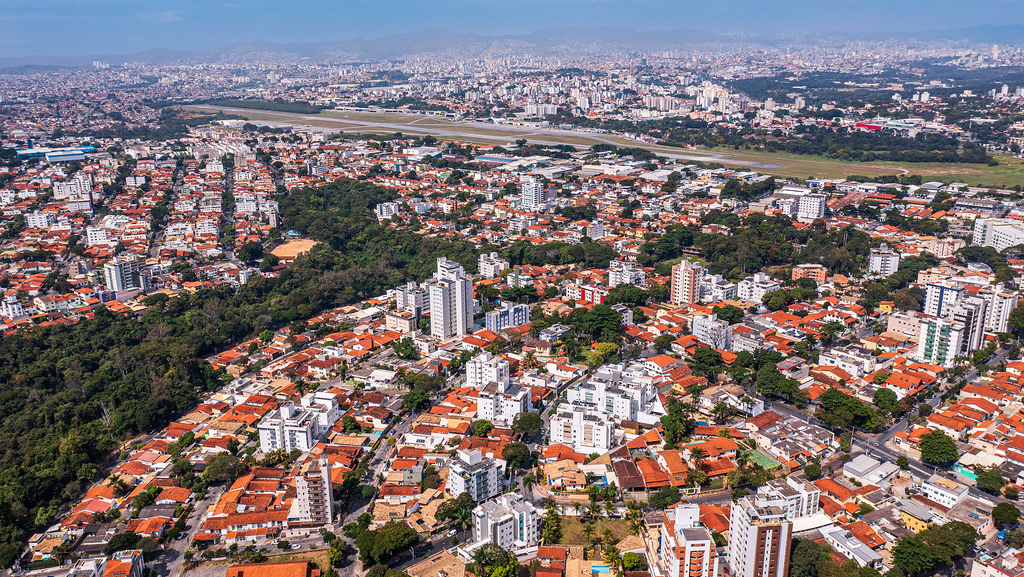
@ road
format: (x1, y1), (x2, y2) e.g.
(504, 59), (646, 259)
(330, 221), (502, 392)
(152, 488), (222, 577)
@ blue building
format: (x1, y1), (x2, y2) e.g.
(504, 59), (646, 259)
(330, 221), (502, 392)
(485, 302), (530, 333)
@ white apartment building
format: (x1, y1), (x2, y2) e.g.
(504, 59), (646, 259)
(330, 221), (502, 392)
(447, 449), (503, 501)
(103, 257), (140, 292)
(430, 257), (474, 341)
(258, 402), (317, 453)
(479, 252), (510, 278)
(287, 457), (334, 527)
(471, 493), (539, 550)
(608, 260), (646, 288)
(973, 218), (1024, 250)
(466, 352), (510, 389)
(699, 274), (737, 302)
(868, 244), (901, 276)
(300, 391), (341, 437)
(729, 478), (820, 577)
(953, 296), (988, 354)
(567, 363), (658, 422)
(375, 202), (401, 221)
(660, 504), (719, 577)
(520, 176), (548, 211)
(737, 272), (780, 304)
(982, 284), (1019, 333)
(796, 194), (827, 223)
(924, 282), (964, 318)
(477, 382), (531, 426)
(395, 281), (428, 316)
(692, 313), (732, 350)
(549, 404), (613, 453)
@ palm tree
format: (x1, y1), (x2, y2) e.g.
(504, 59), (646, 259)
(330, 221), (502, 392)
(581, 521), (596, 548)
(602, 545), (623, 576)
(690, 447), (708, 471)
(523, 473), (537, 491)
(604, 499), (616, 518)
(573, 502), (582, 517)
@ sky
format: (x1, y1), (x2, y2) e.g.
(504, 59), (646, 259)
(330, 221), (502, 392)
(2, 0), (1024, 57)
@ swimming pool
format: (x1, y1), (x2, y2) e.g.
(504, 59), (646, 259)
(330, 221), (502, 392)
(592, 567), (610, 574)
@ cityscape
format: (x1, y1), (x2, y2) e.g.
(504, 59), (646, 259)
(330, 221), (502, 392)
(9, 9), (1024, 577)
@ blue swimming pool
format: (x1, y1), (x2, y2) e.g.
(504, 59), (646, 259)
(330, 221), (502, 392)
(593, 567), (610, 574)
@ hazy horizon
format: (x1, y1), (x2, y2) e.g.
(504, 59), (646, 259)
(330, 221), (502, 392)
(3, 0), (1024, 58)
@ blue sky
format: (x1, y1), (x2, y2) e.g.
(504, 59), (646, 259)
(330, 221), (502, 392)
(2, 0), (1023, 57)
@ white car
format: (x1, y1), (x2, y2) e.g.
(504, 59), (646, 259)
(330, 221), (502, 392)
(447, 529), (457, 537)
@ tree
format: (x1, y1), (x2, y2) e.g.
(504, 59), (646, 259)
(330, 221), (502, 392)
(654, 334), (675, 353)
(622, 552), (648, 571)
(804, 462), (822, 481)
(355, 521), (417, 565)
(976, 467), (1005, 495)
(896, 456), (909, 470)
(402, 386), (431, 411)
(474, 420), (494, 437)
(203, 452), (243, 483)
(541, 501), (562, 544)
(437, 492), (475, 530)
(237, 241), (264, 264)
(917, 403), (932, 418)
(649, 486), (680, 509)
(892, 535), (938, 575)
(789, 538), (828, 577)
(392, 338), (417, 360)
(994, 502), (1021, 525)
(104, 532), (142, 555)
(919, 431), (959, 466)
(873, 388), (898, 412)
(501, 442), (531, 470)
(473, 544), (519, 577)
(511, 412), (542, 437)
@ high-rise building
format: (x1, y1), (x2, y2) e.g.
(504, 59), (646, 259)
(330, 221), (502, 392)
(287, 458), (334, 527)
(952, 296), (988, 354)
(447, 449), (503, 501)
(479, 252), (510, 278)
(671, 261), (703, 305)
(924, 282), (963, 318)
(661, 504), (719, 577)
(103, 256), (141, 292)
(692, 313), (732, 350)
(520, 177), (548, 211)
(258, 402), (317, 453)
(608, 260), (646, 287)
(983, 284), (1019, 333)
(868, 244), (901, 276)
(466, 352), (510, 389)
(395, 281), (428, 316)
(549, 405), (613, 452)
(430, 258), (474, 341)
(729, 478), (819, 577)
(916, 316), (966, 368)
(472, 493), (539, 550)
(796, 194), (826, 223)
(973, 218), (1024, 250)
(737, 272), (780, 304)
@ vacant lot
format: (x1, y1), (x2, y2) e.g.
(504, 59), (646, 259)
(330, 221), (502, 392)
(558, 517), (631, 546)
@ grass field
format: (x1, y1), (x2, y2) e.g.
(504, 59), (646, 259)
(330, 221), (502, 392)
(185, 105), (1024, 188)
(558, 517), (630, 546)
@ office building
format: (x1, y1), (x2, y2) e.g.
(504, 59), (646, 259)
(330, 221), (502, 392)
(671, 261), (703, 305)
(479, 252), (510, 279)
(868, 244), (901, 276)
(485, 301), (530, 332)
(447, 449), (503, 501)
(916, 316), (965, 368)
(661, 504), (719, 577)
(471, 493), (539, 550)
(430, 258), (474, 341)
(288, 458), (334, 527)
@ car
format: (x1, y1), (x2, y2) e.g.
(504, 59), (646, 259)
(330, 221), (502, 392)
(447, 529), (458, 537)
(291, 544), (301, 550)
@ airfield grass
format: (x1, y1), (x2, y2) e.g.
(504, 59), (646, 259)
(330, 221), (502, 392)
(186, 105), (1024, 187)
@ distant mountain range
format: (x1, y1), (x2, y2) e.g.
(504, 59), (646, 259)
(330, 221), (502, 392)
(2, 24), (1024, 69)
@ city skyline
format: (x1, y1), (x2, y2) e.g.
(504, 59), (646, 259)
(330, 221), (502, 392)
(4, 0), (1024, 58)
